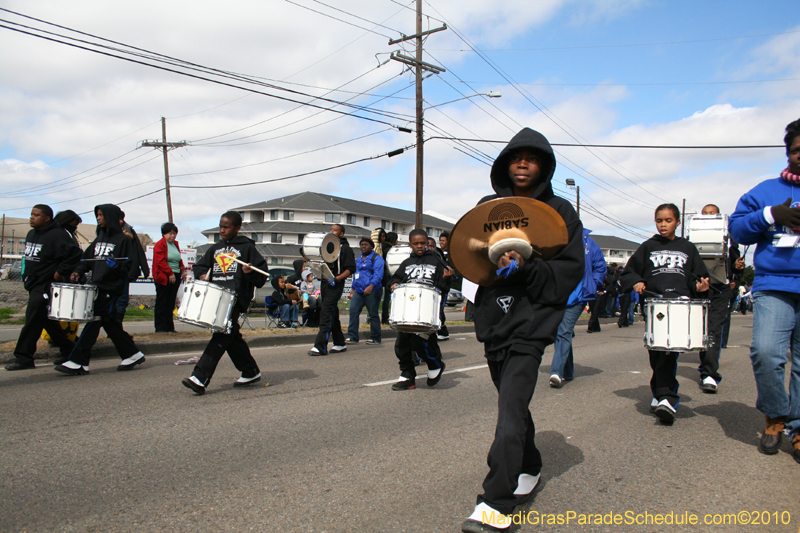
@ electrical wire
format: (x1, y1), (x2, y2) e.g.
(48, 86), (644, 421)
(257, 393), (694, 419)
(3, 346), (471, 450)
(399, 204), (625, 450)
(283, 0), (396, 40)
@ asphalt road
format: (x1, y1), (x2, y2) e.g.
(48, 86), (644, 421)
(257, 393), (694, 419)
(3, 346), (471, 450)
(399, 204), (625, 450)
(1, 314), (798, 533)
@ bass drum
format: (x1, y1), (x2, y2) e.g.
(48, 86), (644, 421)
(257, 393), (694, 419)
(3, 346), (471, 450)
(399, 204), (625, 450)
(385, 245), (412, 276)
(301, 232), (340, 263)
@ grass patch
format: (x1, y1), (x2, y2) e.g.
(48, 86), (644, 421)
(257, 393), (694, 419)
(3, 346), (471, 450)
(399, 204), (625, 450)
(0, 308), (16, 320)
(0, 307), (25, 325)
(124, 308), (155, 320)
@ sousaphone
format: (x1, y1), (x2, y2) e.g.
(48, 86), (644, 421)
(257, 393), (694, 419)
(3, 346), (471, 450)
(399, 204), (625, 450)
(449, 197), (569, 287)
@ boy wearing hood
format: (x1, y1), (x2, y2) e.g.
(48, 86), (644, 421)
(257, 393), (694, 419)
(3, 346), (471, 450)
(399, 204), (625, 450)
(56, 204), (146, 375)
(387, 229), (452, 390)
(462, 128), (584, 533)
(182, 211), (268, 395)
(6, 205), (82, 371)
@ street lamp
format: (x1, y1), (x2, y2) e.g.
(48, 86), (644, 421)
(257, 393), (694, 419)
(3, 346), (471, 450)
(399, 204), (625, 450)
(566, 179), (579, 217)
(425, 92), (501, 110)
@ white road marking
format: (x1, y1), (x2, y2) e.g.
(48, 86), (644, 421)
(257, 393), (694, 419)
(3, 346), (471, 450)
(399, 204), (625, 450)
(363, 363), (488, 387)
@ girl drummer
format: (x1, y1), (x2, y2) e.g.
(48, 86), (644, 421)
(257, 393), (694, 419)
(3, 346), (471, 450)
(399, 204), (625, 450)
(620, 203), (710, 424)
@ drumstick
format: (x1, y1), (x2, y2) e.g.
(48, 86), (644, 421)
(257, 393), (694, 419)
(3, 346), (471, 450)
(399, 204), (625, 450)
(81, 257), (129, 262)
(683, 269), (723, 294)
(219, 254), (269, 277)
(642, 289), (664, 298)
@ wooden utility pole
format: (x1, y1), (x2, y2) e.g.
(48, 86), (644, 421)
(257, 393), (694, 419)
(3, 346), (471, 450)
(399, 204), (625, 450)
(0, 214), (5, 263)
(681, 198), (686, 237)
(140, 117), (186, 223)
(389, 4), (446, 229)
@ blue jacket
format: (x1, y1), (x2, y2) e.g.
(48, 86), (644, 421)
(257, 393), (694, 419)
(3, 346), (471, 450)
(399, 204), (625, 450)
(566, 229), (607, 307)
(729, 177), (800, 295)
(352, 250), (385, 294)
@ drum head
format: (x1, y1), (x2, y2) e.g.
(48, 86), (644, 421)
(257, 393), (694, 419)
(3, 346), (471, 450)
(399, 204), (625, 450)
(450, 197), (568, 287)
(320, 233), (340, 263)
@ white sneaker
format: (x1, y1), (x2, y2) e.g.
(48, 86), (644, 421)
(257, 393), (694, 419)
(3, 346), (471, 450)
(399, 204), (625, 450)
(549, 374), (562, 388)
(649, 398), (658, 412)
(514, 472), (540, 502)
(464, 502), (512, 530)
(234, 372), (261, 387)
(330, 345), (347, 353)
(702, 376), (718, 393)
(655, 399), (676, 424)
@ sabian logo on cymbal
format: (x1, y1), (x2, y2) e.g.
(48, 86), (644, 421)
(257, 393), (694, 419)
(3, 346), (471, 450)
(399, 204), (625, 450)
(484, 202), (529, 232)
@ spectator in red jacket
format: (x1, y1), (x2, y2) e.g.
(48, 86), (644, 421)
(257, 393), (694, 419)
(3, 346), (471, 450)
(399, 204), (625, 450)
(153, 222), (185, 332)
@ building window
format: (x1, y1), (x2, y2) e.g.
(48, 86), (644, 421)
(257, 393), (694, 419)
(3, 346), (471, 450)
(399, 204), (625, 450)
(212, 233), (220, 241)
(298, 233), (306, 243)
(19, 238), (25, 244)
(270, 210), (279, 220)
(251, 233), (263, 242)
(392, 222), (398, 232)
(346, 214), (356, 225)
(324, 212), (341, 223)
(283, 210), (294, 221)
(271, 233), (282, 244)
(381, 219), (390, 230)
(7, 238), (12, 244)
(426, 227), (432, 235)
(271, 257), (280, 265)
(363, 216), (370, 226)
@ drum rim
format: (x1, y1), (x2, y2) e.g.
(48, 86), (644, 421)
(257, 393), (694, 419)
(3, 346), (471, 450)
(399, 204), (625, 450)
(393, 282), (442, 293)
(182, 278), (237, 295)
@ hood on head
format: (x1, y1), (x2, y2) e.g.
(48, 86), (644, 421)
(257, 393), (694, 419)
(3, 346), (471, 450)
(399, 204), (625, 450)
(94, 204), (123, 236)
(302, 269), (313, 282)
(292, 259), (305, 277)
(490, 127), (556, 199)
(271, 274), (284, 291)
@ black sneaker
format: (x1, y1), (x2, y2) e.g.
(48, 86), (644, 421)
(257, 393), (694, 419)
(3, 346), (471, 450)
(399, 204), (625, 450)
(392, 378), (416, 391)
(53, 355), (69, 366)
(427, 361), (445, 387)
(5, 362), (35, 371)
(55, 363), (88, 376)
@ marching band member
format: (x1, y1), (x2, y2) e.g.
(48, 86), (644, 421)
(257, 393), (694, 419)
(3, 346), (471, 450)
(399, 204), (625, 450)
(620, 203), (709, 424)
(6, 205), (82, 371)
(387, 229), (452, 390)
(56, 204), (146, 375)
(182, 211), (268, 395)
(462, 128), (584, 533)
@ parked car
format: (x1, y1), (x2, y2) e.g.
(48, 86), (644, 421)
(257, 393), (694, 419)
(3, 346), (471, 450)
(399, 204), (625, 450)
(3, 261), (22, 281)
(0, 263), (10, 278)
(446, 288), (464, 307)
(252, 266), (298, 308)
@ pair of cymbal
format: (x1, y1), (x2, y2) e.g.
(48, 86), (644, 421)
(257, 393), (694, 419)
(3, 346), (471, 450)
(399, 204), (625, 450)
(449, 197), (568, 286)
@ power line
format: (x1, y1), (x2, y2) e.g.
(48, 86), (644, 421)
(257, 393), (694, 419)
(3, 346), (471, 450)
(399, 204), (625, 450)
(425, 137), (784, 149)
(75, 188), (166, 216)
(308, 0), (405, 36)
(284, 0), (396, 40)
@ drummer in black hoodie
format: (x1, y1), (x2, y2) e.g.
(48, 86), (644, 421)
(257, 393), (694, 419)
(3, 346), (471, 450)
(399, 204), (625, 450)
(462, 128), (584, 533)
(387, 229), (453, 390)
(181, 211), (268, 395)
(56, 204), (146, 375)
(5, 205), (82, 371)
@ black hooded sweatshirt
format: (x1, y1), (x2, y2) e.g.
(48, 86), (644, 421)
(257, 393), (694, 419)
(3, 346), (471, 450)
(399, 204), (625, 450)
(619, 235), (709, 299)
(74, 204), (133, 297)
(387, 248), (451, 294)
(473, 128), (585, 357)
(22, 220), (82, 292)
(192, 234), (268, 313)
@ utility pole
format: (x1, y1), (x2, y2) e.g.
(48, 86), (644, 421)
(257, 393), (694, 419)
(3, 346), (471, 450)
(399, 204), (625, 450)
(389, 1), (446, 229)
(0, 214), (5, 264)
(140, 117), (186, 223)
(566, 179), (579, 217)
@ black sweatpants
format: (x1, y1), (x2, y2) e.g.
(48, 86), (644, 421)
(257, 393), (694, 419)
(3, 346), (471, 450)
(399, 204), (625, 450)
(697, 285), (731, 382)
(395, 331), (443, 379)
(191, 311), (260, 387)
(478, 349), (543, 516)
(13, 289), (75, 366)
(648, 349), (680, 407)
(68, 293), (140, 366)
(313, 282), (345, 354)
(154, 280), (180, 332)
(587, 298), (602, 332)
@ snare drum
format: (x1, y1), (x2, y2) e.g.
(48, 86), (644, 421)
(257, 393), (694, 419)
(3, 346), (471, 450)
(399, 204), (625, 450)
(644, 298), (709, 352)
(176, 280), (237, 333)
(301, 232), (340, 263)
(385, 245), (412, 276)
(389, 283), (442, 333)
(688, 214), (730, 284)
(48, 283), (98, 322)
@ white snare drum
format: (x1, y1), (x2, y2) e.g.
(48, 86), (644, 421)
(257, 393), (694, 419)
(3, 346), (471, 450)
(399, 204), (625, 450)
(389, 283), (442, 333)
(176, 280), (237, 333)
(48, 283), (98, 322)
(301, 232), (340, 263)
(644, 298), (709, 352)
(385, 245), (412, 276)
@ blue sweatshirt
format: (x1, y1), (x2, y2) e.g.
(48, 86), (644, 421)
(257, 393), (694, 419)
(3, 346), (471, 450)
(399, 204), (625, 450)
(566, 229), (606, 307)
(352, 250), (385, 294)
(728, 177), (800, 295)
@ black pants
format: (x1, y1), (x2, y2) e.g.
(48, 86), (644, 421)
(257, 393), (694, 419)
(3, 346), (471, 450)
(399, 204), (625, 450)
(698, 285), (731, 382)
(587, 298), (602, 332)
(154, 280), (180, 332)
(395, 331), (443, 378)
(721, 290), (738, 347)
(381, 285), (391, 323)
(191, 311), (260, 387)
(13, 289), (75, 366)
(313, 282), (345, 354)
(648, 350), (680, 406)
(617, 292), (632, 326)
(478, 349), (543, 515)
(68, 293), (140, 366)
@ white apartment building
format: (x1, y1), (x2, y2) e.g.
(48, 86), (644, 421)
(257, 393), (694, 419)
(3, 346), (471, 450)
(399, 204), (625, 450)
(199, 191), (453, 266)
